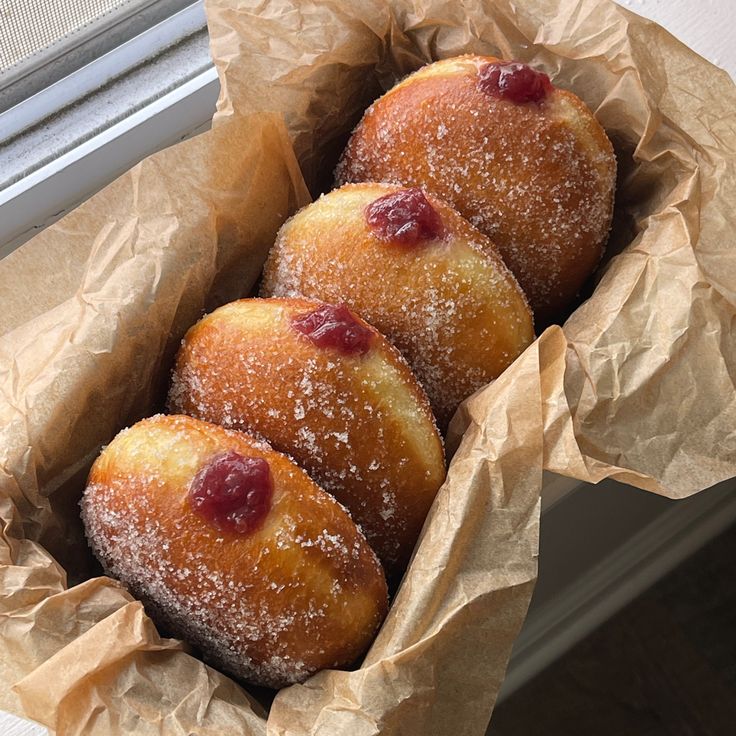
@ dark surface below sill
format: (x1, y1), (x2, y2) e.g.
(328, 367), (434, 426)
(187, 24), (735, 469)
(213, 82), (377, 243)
(489, 519), (736, 736)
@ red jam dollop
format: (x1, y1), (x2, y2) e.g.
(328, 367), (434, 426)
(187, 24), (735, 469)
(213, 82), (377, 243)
(478, 61), (552, 104)
(365, 187), (444, 246)
(189, 451), (272, 534)
(291, 303), (373, 356)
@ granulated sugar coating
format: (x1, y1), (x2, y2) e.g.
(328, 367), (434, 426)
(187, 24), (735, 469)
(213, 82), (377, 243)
(168, 298), (446, 574)
(261, 184), (535, 428)
(80, 415), (388, 689)
(336, 55), (617, 321)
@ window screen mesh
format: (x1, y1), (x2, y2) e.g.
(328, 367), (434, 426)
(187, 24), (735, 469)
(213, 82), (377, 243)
(0, 0), (140, 74)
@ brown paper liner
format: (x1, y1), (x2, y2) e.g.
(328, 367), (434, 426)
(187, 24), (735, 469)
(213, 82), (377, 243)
(1, 0), (735, 733)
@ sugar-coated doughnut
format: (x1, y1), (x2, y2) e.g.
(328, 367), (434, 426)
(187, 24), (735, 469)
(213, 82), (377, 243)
(260, 184), (534, 428)
(168, 297), (446, 573)
(336, 55), (616, 320)
(81, 414), (388, 688)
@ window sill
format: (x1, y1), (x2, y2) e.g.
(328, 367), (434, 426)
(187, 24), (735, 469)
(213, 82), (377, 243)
(0, 0), (217, 257)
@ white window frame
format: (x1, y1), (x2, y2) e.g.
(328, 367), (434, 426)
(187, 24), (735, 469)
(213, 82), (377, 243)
(0, 0), (218, 256)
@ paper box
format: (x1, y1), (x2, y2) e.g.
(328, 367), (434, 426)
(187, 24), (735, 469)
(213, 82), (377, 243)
(1, 1), (734, 733)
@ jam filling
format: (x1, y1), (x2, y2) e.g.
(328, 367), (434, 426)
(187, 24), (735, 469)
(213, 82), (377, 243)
(365, 187), (444, 246)
(189, 450), (272, 534)
(478, 61), (552, 104)
(291, 303), (372, 356)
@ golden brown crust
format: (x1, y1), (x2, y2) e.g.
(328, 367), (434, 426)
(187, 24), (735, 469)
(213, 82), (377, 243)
(81, 414), (388, 688)
(260, 184), (535, 428)
(168, 297), (446, 573)
(336, 55), (617, 321)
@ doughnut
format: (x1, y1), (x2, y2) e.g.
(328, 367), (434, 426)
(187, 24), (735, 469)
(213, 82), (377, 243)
(80, 414), (388, 688)
(335, 55), (617, 320)
(260, 184), (534, 428)
(168, 297), (446, 574)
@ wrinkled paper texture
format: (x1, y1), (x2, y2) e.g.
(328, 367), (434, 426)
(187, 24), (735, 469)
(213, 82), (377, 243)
(1, 0), (735, 734)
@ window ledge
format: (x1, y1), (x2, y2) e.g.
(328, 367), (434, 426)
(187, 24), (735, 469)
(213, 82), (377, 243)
(0, 0), (217, 257)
